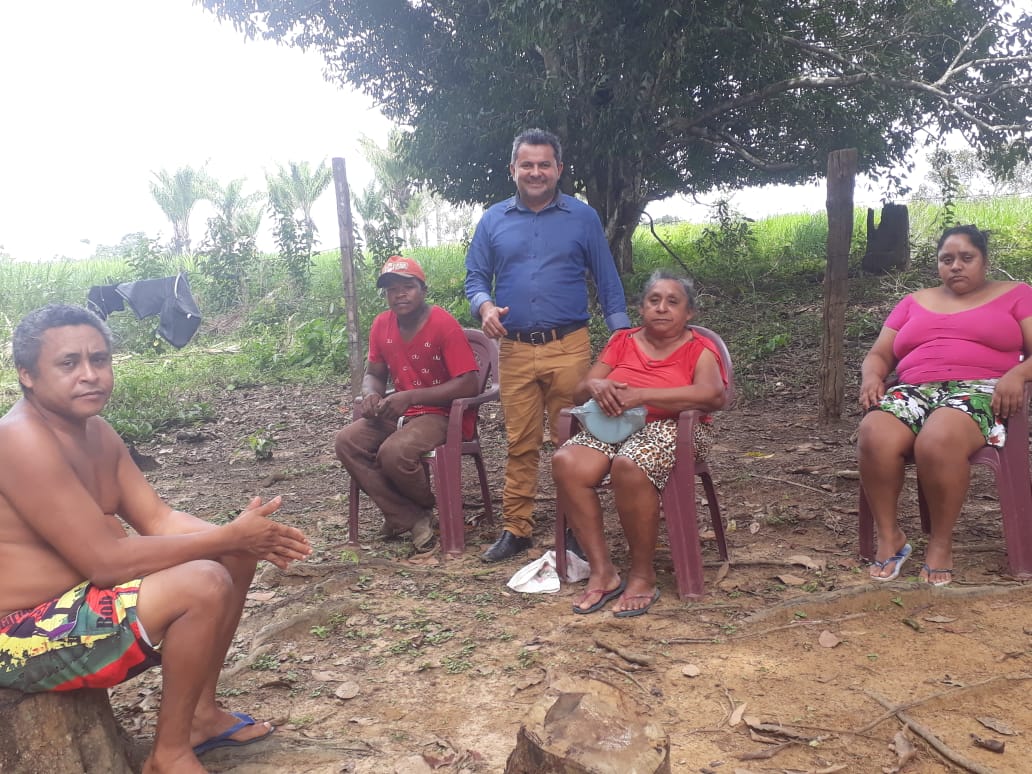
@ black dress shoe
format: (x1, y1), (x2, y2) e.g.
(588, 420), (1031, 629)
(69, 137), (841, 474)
(481, 530), (533, 563)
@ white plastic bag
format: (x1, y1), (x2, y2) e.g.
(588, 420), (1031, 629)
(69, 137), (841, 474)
(506, 550), (591, 593)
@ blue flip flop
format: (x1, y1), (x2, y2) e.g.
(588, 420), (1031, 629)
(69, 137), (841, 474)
(573, 579), (627, 615)
(193, 712), (274, 756)
(870, 543), (913, 581)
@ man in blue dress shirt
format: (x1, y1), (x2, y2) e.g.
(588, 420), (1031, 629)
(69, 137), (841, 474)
(465, 128), (631, 562)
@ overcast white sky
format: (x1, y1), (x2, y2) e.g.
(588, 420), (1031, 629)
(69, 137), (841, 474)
(4, 1), (1018, 262)
(0, 0), (392, 261)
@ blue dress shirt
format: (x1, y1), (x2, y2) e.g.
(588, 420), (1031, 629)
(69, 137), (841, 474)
(464, 194), (632, 332)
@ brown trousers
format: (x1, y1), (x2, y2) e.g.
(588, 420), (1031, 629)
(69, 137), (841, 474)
(335, 413), (448, 531)
(498, 327), (591, 537)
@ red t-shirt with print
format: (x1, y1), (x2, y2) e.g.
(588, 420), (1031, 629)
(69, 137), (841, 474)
(368, 306), (479, 437)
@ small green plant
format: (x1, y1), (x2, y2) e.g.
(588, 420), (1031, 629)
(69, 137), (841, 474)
(246, 429), (275, 460)
(310, 625), (329, 639)
(251, 652), (279, 671)
(442, 655), (473, 673)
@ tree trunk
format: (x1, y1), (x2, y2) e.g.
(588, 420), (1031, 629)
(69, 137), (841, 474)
(0, 688), (137, 774)
(505, 686), (670, 774)
(583, 159), (647, 276)
(818, 148), (858, 425)
(333, 157), (364, 400)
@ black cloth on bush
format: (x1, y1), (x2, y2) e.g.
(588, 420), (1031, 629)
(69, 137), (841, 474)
(86, 272), (201, 348)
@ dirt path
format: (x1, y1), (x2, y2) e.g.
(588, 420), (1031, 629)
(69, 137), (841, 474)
(113, 383), (1032, 773)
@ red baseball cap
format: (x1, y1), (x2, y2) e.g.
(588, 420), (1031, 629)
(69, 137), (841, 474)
(376, 256), (426, 288)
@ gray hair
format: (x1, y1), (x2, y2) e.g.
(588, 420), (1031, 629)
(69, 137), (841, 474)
(13, 304), (113, 375)
(640, 270), (698, 311)
(510, 128), (562, 164)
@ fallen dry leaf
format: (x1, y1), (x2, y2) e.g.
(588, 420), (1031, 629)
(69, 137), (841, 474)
(818, 630), (841, 648)
(246, 591), (277, 602)
(977, 716), (1017, 735)
(729, 702), (748, 726)
(786, 554), (826, 571)
(682, 664), (702, 677)
(777, 574), (807, 586)
(923, 614), (957, 623)
(749, 521), (761, 535)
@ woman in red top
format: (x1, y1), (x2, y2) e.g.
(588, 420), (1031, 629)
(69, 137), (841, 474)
(552, 271), (727, 616)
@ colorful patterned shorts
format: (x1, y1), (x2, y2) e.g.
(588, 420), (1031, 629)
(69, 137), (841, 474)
(872, 379), (1005, 447)
(561, 418), (715, 491)
(0, 579), (160, 693)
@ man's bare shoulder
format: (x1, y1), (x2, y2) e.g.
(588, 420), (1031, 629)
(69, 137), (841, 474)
(0, 400), (122, 465)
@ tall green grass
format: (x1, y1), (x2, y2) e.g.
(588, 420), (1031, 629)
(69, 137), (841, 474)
(3, 196), (1030, 428)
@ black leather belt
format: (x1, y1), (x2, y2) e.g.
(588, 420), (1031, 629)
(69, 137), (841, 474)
(504, 322), (586, 345)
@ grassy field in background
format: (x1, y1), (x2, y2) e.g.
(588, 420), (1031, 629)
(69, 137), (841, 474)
(2, 196), (1029, 438)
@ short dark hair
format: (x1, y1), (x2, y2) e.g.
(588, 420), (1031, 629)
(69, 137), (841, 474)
(640, 270), (698, 312)
(511, 128), (562, 164)
(13, 304), (113, 375)
(937, 224), (989, 259)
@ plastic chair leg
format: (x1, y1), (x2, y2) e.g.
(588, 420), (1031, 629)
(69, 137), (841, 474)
(698, 465), (728, 561)
(661, 468), (706, 600)
(347, 477), (361, 547)
(473, 453), (494, 524)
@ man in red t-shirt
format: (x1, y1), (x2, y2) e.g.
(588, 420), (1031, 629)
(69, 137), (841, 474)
(335, 257), (479, 552)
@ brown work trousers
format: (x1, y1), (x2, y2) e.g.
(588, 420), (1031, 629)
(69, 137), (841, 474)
(335, 413), (448, 531)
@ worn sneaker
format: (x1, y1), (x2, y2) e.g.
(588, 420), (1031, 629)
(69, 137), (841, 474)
(411, 515), (436, 554)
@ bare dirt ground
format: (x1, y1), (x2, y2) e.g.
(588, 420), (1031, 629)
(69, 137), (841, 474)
(113, 381), (1032, 774)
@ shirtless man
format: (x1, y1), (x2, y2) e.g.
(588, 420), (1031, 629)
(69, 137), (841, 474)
(0, 304), (312, 774)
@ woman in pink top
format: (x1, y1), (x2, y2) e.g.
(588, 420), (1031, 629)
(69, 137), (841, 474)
(552, 272), (727, 616)
(858, 225), (1032, 585)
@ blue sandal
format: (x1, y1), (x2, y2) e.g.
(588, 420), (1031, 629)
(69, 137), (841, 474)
(870, 543), (912, 581)
(193, 712), (274, 756)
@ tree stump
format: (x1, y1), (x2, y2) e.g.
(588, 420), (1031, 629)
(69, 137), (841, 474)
(505, 683), (670, 774)
(862, 203), (910, 274)
(0, 688), (136, 774)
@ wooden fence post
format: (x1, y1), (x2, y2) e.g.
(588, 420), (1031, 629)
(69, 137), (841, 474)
(819, 148), (858, 425)
(332, 157), (364, 399)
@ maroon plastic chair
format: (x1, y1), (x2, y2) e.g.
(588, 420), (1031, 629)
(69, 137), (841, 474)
(858, 383), (1032, 577)
(347, 329), (498, 555)
(554, 325), (733, 600)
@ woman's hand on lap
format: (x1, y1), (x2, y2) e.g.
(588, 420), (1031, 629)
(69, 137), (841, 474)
(589, 378), (628, 416)
(992, 372), (1026, 419)
(859, 376), (886, 411)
